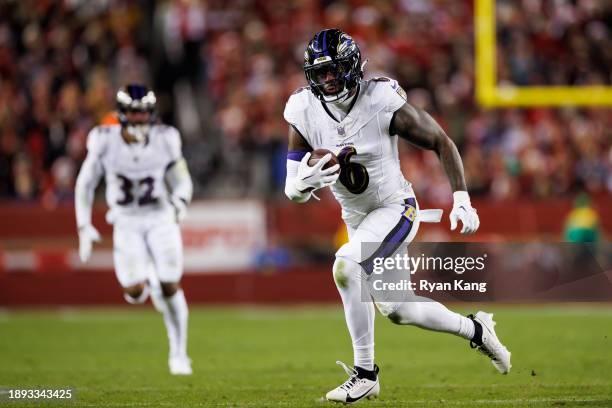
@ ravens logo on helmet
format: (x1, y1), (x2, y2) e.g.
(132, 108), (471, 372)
(303, 29), (364, 103)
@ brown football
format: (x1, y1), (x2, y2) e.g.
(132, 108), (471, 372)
(308, 149), (340, 173)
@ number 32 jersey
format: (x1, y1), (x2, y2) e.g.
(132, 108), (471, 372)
(284, 77), (412, 224)
(77, 124), (182, 224)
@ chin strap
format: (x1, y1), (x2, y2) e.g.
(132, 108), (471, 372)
(322, 86), (350, 103)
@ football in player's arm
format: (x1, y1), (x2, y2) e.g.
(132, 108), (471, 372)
(74, 84), (194, 375)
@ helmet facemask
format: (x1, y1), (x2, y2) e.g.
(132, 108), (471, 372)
(116, 86), (157, 143)
(305, 59), (355, 103)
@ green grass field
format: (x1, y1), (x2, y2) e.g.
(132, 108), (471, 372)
(1, 305), (611, 407)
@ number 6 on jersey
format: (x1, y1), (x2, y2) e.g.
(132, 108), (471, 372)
(338, 146), (369, 194)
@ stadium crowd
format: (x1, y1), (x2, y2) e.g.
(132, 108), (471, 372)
(0, 0), (610, 207)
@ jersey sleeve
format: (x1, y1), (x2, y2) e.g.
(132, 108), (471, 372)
(381, 78), (408, 112)
(283, 88), (311, 141)
(75, 127), (106, 228)
(163, 126), (183, 163)
(85, 126), (108, 158)
(369, 77), (408, 113)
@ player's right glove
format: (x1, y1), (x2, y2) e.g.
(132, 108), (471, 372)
(295, 152), (340, 194)
(78, 224), (101, 263)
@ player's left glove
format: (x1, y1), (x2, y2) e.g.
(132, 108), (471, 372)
(450, 191), (480, 234)
(170, 196), (188, 223)
(78, 224), (101, 263)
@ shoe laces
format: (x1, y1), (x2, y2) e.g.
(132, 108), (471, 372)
(336, 361), (361, 391)
(472, 342), (497, 360)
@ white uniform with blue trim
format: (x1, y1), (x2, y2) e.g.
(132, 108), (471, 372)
(80, 124), (182, 221)
(75, 124), (186, 287)
(284, 78), (428, 265)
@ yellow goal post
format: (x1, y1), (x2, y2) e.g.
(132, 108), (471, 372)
(475, 0), (612, 107)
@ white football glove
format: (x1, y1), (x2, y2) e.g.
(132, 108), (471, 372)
(170, 196), (188, 223)
(295, 152), (340, 196)
(449, 191), (480, 234)
(78, 224), (101, 263)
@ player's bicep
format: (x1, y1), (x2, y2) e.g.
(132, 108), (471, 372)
(75, 154), (103, 196)
(390, 103), (445, 151)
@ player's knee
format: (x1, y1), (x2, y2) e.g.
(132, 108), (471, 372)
(375, 301), (402, 323)
(123, 282), (149, 304)
(124, 283), (145, 298)
(388, 311), (404, 325)
(333, 256), (362, 289)
(386, 302), (420, 325)
(160, 281), (179, 297)
(332, 257), (349, 289)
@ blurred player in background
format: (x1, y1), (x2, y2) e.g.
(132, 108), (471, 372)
(284, 29), (511, 403)
(74, 84), (194, 375)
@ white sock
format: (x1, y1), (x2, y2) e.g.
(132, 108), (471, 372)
(391, 299), (475, 341)
(353, 343), (375, 371)
(457, 314), (476, 340)
(151, 288), (189, 358)
(166, 289), (189, 358)
(334, 257), (375, 371)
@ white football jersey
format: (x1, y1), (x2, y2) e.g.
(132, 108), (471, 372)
(83, 124), (182, 220)
(284, 77), (413, 223)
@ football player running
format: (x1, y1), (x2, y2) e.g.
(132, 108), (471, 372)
(283, 29), (511, 403)
(75, 84), (194, 375)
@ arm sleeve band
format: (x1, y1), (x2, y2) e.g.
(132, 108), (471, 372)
(287, 150), (308, 161)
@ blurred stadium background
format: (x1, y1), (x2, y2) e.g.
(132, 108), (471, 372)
(0, 1), (611, 407)
(0, 0), (610, 303)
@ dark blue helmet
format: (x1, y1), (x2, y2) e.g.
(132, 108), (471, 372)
(116, 84), (157, 127)
(303, 29), (363, 102)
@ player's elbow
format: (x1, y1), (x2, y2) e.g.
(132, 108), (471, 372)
(433, 132), (455, 155)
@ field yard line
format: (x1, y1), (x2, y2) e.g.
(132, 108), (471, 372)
(412, 383), (612, 389)
(501, 307), (612, 317)
(378, 398), (612, 406)
(70, 382), (612, 392)
(60, 397), (612, 407)
(4, 304), (612, 322)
